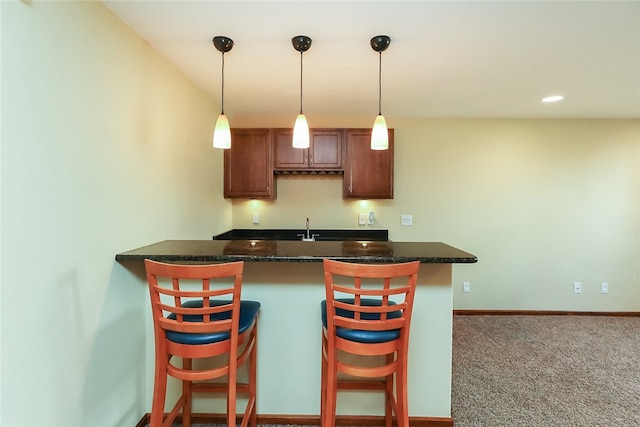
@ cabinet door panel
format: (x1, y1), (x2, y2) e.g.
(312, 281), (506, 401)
(274, 129), (306, 169)
(309, 129), (343, 169)
(344, 129), (394, 199)
(224, 129), (274, 198)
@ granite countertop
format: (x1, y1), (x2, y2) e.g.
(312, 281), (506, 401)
(115, 240), (477, 264)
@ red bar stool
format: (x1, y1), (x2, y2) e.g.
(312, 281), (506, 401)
(144, 259), (260, 427)
(321, 259), (420, 427)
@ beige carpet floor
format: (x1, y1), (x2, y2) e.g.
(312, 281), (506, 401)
(452, 314), (640, 426)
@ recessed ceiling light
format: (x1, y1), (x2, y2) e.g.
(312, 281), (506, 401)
(542, 95), (564, 103)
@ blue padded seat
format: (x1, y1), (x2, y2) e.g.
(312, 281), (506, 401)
(321, 298), (401, 343)
(166, 300), (261, 345)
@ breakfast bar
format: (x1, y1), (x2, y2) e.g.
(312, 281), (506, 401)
(116, 238), (476, 424)
(115, 239), (477, 264)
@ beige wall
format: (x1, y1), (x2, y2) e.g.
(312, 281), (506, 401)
(232, 117), (640, 312)
(1, 1), (229, 426)
(2, 2), (638, 426)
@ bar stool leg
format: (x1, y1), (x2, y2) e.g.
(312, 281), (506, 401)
(227, 359), (238, 427)
(323, 349), (338, 427)
(182, 358), (192, 427)
(396, 348), (409, 427)
(320, 332), (327, 426)
(385, 354), (394, 427)
(249, 322), (258, 427)
(150, 350), (168, 427)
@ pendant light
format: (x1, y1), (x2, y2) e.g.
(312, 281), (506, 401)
(370, 35), (391, 150)
(212, 36), (234, 149)
(292, 35), (312, 149)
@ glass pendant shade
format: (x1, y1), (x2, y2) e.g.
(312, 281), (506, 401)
(292, 36), (312, 149)
(371, 114), (388, 150)
(213, 113), (231, 149)
(370, 35), (391, 150)
(292, 113), (310, 148)
(212, 36), (233, 149)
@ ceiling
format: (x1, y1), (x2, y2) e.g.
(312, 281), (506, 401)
(102, 0), (640, 120)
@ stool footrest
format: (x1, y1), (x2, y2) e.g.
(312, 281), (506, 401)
(192, 382), (252, 394)
(337, 379), (386, 391)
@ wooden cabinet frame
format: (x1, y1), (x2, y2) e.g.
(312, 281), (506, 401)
(343, 129), (394, 199)
(224, 128), (393, 199)
(224, 129), (274, 198)
(274, 129), (344, 171)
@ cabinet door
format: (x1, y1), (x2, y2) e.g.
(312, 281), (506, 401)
(224, 129), (274, 198)
(274, 129), (306, 169)
(309, 129), (343, 170)
(274, 128), (343, 171)
(344, 129), (394, 199)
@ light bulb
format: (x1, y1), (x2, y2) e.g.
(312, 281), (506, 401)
(370, 114), (388, 150)
(213, 114), (231, 149)
(542, 95), (564, 103)
(292, 114), (310, 149)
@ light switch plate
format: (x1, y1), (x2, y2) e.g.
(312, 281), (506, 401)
(401, 214), (413, 226)
(358, 213), (367, 225)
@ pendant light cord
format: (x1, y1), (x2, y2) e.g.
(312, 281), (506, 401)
(378, 51), (382, 116)
(220, 52), (225, 114)
(299, 51), (304, 114)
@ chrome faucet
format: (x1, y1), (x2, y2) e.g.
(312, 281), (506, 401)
(299, 217), (317, 241)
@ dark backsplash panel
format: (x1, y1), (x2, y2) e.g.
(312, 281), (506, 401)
(213, 229), (389, 242)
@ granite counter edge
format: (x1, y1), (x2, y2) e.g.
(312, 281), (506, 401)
(115, 254), (477, 264)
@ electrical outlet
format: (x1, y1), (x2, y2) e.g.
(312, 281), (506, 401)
(401, 214), (413, 226)
(358, 213), (367, 225)
(252, 212), (259, 224)
(573, 282), (582, 294)
(368, 211), (375, 224)
(463, 281), (470, 293)
(601, 282), (609, 294)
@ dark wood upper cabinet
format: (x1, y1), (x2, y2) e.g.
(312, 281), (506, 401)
(223, 127), (393, 199)
(274, 129), (343, 171)
(224, 129), (274, 198)
(343, 129), (394, 199)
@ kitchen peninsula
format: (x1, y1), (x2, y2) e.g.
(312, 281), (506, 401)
(115, 239), (476, 264)
(116, 238), (476, 425)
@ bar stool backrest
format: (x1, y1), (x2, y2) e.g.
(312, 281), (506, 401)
(323, 259), (419, 338)
(145, 260), (244, 343)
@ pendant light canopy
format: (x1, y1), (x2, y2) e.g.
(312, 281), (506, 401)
(292, 35), (312, 149)
(212, 36), (234, 149)
(370, 35), (391, 150)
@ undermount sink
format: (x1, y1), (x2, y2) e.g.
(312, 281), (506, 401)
(212, 229), (389, 242)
